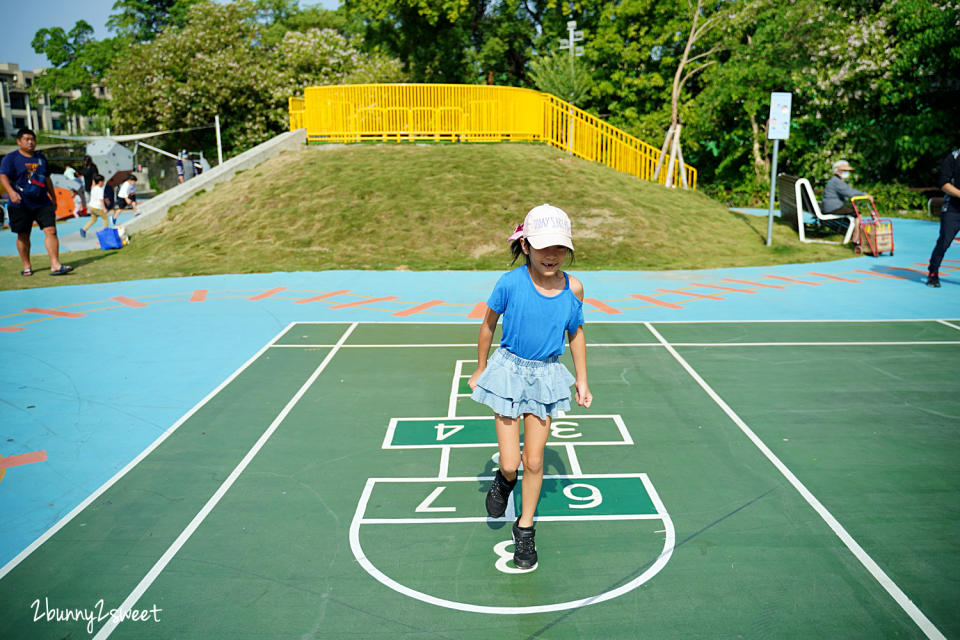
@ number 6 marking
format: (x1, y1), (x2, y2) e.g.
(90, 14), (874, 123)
(564, 483), (602, 509)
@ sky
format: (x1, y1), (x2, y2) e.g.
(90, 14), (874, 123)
(0, 0), (339, 71)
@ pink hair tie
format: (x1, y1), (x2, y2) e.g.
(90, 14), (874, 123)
(507, 223), (523, 241)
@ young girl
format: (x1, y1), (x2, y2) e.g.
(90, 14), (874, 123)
(468, 203), (592, 570)
(80, 174), (109, 238)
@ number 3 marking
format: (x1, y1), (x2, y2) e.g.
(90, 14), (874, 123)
(550, 421), (582, 439)
(564, 483), (602, 509)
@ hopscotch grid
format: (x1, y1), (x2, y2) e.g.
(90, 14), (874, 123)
(642, 321), (947, 640)
(7, 320), (954, 627)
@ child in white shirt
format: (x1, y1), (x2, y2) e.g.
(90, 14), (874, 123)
(80, 174), (110, 238)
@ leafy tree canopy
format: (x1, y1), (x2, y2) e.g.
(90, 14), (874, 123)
(107, 0), (202, 42)
(105, 0), (406, 154)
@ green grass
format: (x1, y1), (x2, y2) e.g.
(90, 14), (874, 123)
(0, 143), (854, 290)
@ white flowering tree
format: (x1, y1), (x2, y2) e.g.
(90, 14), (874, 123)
(105, 0), (406, 155)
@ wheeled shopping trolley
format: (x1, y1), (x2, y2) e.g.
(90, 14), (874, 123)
(851, 195), (894, 256)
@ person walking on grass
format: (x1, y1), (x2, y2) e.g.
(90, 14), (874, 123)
(468, 203), (592, 570)
(926, 147), (960, 288)
(0, 127), (73, 276)
(80, 174), (110, 238)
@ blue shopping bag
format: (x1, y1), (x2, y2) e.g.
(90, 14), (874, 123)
(96, 227), (123, 250)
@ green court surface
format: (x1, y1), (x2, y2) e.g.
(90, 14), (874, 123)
(2, 321), (958, 639)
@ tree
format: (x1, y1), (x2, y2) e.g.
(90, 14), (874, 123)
(31, 22), (125, 121)
(528, 50), (592, 104)
(688, 0), (960, 196)
(107, 0), (201, 42)
(652, 0), (728, 188)
(105, 0), (406, 155)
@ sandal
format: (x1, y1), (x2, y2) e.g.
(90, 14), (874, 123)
(49, 265), (74, 276)
(20, 268), (33, 276)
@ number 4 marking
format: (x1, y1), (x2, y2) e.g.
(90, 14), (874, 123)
(434, 422), (465, 441)
(416, 486), (457, 512)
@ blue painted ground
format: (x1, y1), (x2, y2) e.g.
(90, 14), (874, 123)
(0, 215), (957, 569)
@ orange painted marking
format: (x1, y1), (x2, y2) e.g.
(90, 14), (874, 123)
(584, 298), (622, 314)
(393, 300), (445, 317)
(766, 275), (821, 286)
(111, 296), (148, 308)
(329, 296), (398, 310)
(295, 289), (350, 304)
(885, 266), (927, 275)
(854, 269), (909, 280)
(23, 307), (85, 318)
(808, 272), (861, 283)
(0, 326), (25, 333)
(657, 288), (725, 301)
(467, 302), (487, 319)
(690, 282), (757, 294)
(627, 294), (683, 310)
(0, 450), (47, 470)
(721, 278), (785, 289)
(248, 287), (287, 301)
(190, 289), (208, 302)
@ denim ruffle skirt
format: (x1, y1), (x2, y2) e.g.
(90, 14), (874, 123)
(471, 348), (575, 420)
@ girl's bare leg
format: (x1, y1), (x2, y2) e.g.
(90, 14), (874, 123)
(494, 414), (521, 482)
(518, 413), (550, 528)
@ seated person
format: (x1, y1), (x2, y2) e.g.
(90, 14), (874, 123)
(822, 160), (866, 215)
(116, 175), (140, 218)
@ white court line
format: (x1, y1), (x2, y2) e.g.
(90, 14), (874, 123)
(360, 514), (662, 525)
(449, 360), (469, 417)
(565, 444), (582, 476)
(642, 321), (947, 640)
(0, 322), (300, 581)
(269, 340), (960, 349)
(438, 446), (451, 479)
(91, 322), (358, 640)
(937, 319), (960, 332)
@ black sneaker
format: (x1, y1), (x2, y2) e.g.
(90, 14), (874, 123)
(485, 469), (516, 518)
(512, 519), (538, 569)
(927, 274), (941, 288)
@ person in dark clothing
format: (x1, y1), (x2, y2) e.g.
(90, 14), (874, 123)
(0, 128), (73, 276)
(926, 148), (960, 288)
(81, 155), (99, 195)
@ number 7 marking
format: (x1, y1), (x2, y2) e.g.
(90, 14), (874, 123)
(434, 423), (465, 441)
(415, 486), (457, 512)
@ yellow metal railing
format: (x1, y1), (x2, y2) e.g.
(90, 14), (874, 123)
(289, 84), (696, 189)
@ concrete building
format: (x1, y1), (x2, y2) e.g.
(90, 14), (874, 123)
(0, 62), (105, 138)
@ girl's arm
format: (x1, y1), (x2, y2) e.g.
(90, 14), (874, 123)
(565, 273), (592, 408)
(569, 326), (592, 408)
(468, 306), (500, 390)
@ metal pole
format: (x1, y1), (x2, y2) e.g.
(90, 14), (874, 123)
(215, 115), (223, 165)
(765, 138), (780, 246)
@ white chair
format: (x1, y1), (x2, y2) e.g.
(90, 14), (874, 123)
(777, 174), (856, 244)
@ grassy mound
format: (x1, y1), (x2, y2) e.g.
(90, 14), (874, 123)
(1, 143), (851, 289)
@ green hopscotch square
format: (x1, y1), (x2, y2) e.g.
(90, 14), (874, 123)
(385, 416), (630, 448)
(518, 476), (658, 517)
(387, 418), (495, 447)
(361, 479), (486, 521)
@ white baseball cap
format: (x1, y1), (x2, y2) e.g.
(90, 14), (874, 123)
(522, 204), (574, 250)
